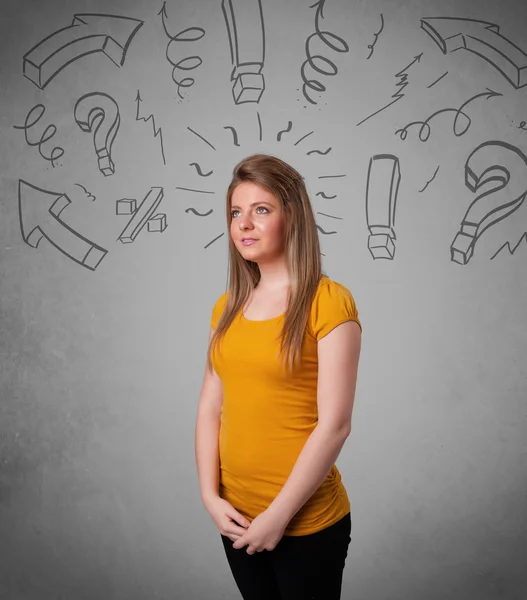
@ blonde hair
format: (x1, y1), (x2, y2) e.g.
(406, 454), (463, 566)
(207, 153), (326, 374)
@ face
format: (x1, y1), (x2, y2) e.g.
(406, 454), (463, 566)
(230, 181), (287, 262)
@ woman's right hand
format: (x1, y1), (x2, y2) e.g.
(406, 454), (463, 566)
(205, 496), (252, 541)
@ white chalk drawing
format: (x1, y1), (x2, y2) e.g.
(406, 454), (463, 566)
(421, 17), (527, 89)
(451, 141), (527, 265)
(365, 154), (401, 260)
(23, 13), (143, 89)
(222, 0), (266, 104)
(18, 180), (108, 270)
(74, 92), (121, 176)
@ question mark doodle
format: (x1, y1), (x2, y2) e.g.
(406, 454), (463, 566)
(74, 92), (120, 176)
(365, 154), (401, 260)
(451, 141), (527, 265)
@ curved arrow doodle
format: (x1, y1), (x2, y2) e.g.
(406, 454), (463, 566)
(74, 92), (120, 176)
(23, 13), (143, 89)
(421, 17), (527, 89)
(451, 141), (527, 265)
(18, 180), (107, 270)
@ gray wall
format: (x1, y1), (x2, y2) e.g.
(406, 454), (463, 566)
(1, 0), (526, 598)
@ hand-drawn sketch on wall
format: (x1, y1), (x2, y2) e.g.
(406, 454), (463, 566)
(189, 162), (213, 177)
(395, 88), (502, 142)
(180, 113), (342, 249)
(22, 13), (143, 90)
(158, 2), (205, 101)
(491, 232), (527, 259)
(116, 196), (168, 235)
(421, 17), (527, 89)
(365, 154), (400, 260)
(13, 104), (65, 167)
(451, 141), (527, 265)
(300, 0), (349, 106)
(366, 14), (384, 60)
(74, 92), (120, 176)
(419, 165), (440, 193)
(135, 90), (166, 165)
(74, 183), (96, 201)
(356, 53), (422, 127)
(117, 187), (165, 243)
(222, 0), (266, 104)
(427, 71), (448, 88)
(18, 180), (108, 270)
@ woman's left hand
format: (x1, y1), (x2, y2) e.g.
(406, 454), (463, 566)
(231, 509), (289, 554)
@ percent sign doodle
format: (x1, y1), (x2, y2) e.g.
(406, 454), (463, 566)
(365, 155), (401, 260)
(74, 92), (120, 176)
(222, 0), (266, 104)
(451, 141), (527, 265)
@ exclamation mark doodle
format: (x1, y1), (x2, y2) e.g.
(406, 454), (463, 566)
(365, 154), (401, 259)
(222, 0), (266, 104)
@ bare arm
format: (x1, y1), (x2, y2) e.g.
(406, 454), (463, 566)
(267, 320), (362, 524)
(195, 327), (224, 508)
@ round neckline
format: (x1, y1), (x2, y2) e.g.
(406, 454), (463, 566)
(240, 310), (285, 323)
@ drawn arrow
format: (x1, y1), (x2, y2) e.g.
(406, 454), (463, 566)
(18, 180), (108, 270)
(421, 17), (527, 88)
(23, 13), (144, 89)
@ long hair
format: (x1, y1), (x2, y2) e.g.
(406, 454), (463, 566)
(206, 153), (327, 374)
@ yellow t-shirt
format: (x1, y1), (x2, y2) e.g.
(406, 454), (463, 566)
(210, 276), (362, 536)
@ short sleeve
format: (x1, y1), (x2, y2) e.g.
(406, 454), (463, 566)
(210, 292), (228, 330)
(309, 279), (362, 340)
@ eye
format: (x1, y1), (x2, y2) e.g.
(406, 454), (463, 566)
(231, 206), (269, 218)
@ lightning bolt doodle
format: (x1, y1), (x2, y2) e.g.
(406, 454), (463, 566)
(135, 90), (166, 165)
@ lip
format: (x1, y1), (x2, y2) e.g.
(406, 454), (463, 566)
(241, 239), (259, 246)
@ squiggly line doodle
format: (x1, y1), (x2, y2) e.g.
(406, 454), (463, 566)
(367, 14), (384, 60)
(300, 0), (349, 105)
(395, 88), (502, 142)
(13, 104), (65, 167)
(158, 2), (205, 99)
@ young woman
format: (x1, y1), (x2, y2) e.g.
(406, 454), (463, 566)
(195, 154), (362, 600)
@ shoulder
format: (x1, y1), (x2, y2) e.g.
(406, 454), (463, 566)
(308, 277), (362, 340)
(210, 291), (229, 329)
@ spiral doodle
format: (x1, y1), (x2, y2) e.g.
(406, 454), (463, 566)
(159, 3), (205, 99)
(300, 0), (349, 105)
(13, 104), (64, 167)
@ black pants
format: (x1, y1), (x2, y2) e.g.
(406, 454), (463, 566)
(220, 512), (351, 600)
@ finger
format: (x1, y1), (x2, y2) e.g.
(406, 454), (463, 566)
(234, 514), (251, 528)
